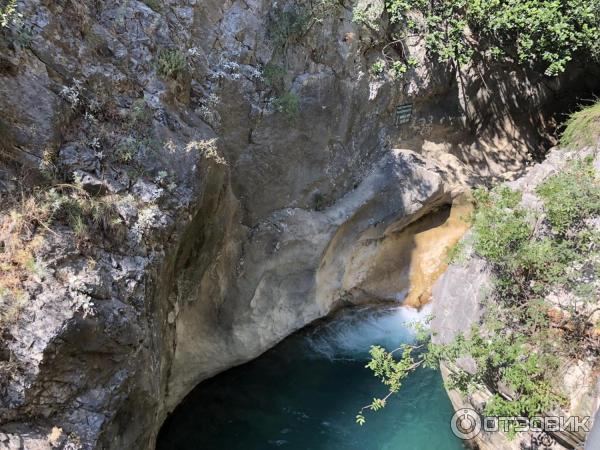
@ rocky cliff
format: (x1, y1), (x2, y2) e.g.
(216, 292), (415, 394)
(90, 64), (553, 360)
(431, 146), (600, 449)
(0, 1), (595, 449)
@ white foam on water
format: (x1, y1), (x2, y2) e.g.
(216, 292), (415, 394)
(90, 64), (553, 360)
(304, 303), (432, 360)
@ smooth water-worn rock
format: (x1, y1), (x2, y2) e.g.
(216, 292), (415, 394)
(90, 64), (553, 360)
(157, 305), (464, 450)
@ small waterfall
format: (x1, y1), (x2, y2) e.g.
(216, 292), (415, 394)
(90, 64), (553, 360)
(304, 304), (433, 361)
(157, 303), (463, 450)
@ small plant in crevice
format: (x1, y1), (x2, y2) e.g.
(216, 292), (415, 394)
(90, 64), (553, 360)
(128, 98), (154, 130)
(372, 56), (418, 80)
(267, 1), (341, 51)
(313, 192), (326, 211)
(115, 138), (138, 164)
(406, 56), (419, 67)
(0, 0), (17, 28)
(154, 169), (178, 192)
(155, 49), (187, 79)
(262, 63), (286, 91)
(198, 93), (221, 128)
(371, 59), (385, 76)
(59, 79), (84, 110)
(186, 138), (227, 165)
(267, 6), (310, 50)
(273, 91), (300, 121)
(390, 60), (407, 78)
(262, 62), (301, 121)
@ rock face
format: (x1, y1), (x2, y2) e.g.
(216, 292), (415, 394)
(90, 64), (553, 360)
(164, 148), (459, 413)
(0, 1), (594, 449)
(431, 146), (600, 450)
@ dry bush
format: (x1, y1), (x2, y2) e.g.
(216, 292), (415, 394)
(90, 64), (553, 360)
(0, 194), (49, 329)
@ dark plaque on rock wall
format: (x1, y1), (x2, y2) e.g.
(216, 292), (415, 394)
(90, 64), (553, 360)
(395, 103), (413, 126)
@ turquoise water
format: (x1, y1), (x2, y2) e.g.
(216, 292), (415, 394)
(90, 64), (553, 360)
(157, 306), (466, 450)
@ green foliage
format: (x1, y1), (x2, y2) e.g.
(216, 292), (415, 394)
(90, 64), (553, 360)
(128, 98), (153, 130)
(313, 192), (326, 211)
(352, 1), (382, 29)
(537, 156), (600, 233)
(268, 1), (341, 50)
(384, 0), (600, 75)
(371, 60), (385, 75)
(560, 101), (600, 149)
(435, 325), (564, 421)
(273, 91), (300, 120)
(0, 0), (17, 28)
(457, 157), (599, 402)
(471, 187), (532, 265)
(360, 317), (565, 426)
(355, 413), (366, 426)
(352, 8), (371, 27)
(444, 239), (466, 264)
(391, 60), (407, 77)
(262, 63), (286, 90)
(407, 56), (419, 67)
(115, 138), (138, 164)
(366, 345), (413, 395)
(268, 7), (310, 49)
(387, 56), (419, 78)
(361, 157), (600, 427)
(0, 0), (32, 45)
(155, 49), (187, 79)
(357, 343), (423, 424)
(471, 163), (600, 302)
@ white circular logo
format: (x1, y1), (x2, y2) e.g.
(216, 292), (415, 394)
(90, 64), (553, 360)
(451, 408), (482, 440)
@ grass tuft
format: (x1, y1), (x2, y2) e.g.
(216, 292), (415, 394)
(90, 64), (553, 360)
(560, 101), (600, 149)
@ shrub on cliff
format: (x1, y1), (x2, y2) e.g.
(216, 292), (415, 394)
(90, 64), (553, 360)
(0, 0), (17, 28)
(0, 182), (124, 330)
(155, 49), (187, 79)
(537, 155), (600, 233)
(267, 0), (341, 51)
(362, 0), (600, 76)
(359, 156), (600, 429)
(273, 91), (300, 121)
